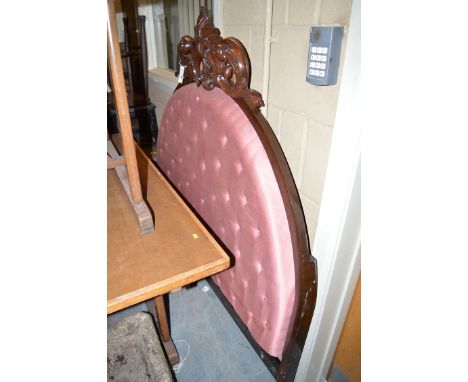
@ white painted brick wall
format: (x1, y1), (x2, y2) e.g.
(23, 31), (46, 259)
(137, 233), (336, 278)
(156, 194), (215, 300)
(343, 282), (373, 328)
(223, 0), (353, 245)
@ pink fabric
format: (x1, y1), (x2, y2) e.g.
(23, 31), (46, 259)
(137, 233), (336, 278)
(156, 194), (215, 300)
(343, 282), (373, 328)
(156, 84), (295, 357)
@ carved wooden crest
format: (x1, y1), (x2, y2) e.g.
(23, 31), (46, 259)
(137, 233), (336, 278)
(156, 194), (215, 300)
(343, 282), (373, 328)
(176, 7), (265, 109)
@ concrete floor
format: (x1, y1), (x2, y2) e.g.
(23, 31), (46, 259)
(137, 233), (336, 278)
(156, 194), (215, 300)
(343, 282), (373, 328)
(108, 279), (274, 382)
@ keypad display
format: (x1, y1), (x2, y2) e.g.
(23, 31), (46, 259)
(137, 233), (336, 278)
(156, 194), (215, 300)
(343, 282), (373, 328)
(308, 46), (328, 77)
(306, 26), (344, 86)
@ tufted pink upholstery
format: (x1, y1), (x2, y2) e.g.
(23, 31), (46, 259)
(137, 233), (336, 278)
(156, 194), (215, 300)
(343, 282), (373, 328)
(156, 83), (296, 357)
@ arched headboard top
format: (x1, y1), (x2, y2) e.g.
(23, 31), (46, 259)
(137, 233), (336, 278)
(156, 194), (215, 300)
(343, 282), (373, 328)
(156, 6), (318, 379)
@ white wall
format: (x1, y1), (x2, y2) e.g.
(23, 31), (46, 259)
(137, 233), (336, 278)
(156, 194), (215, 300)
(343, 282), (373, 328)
(296, 0), (361, 379)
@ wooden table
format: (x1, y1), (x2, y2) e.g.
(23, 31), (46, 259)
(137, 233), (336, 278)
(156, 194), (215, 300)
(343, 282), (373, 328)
(108, 142), (230, 361)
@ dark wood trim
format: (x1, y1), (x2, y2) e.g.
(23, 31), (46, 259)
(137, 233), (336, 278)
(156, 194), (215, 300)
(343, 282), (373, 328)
(176, 7), (264, 109)
(169, 7), (318, 381)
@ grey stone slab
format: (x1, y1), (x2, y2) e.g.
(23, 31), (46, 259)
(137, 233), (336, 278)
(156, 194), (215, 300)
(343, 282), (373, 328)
(107, 312), (173, 382)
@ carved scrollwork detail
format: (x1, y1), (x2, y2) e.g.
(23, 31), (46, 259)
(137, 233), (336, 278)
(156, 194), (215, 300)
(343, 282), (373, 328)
(176, 6), (265, 109)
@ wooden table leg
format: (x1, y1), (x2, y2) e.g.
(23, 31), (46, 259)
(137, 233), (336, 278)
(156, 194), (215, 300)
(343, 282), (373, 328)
(155, 295), (171, 342)
(146, 295), (179, 365)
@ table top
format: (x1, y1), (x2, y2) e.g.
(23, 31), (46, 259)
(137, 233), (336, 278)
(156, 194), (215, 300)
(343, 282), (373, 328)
(107, 144), (230, 314)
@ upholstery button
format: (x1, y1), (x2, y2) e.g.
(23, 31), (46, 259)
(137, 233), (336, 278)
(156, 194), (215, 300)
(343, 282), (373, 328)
(239, 194), (247, 207)
(223, 192), (230, 202)
(200, 198), (205, 205)
(214, 159), (221, 171)
(242, 280), (248, 289)
(263, 296), (268, 303)
(255, 263), (262, 273)
(252, 228), (261, 238)
(234, 161), (243, 175)
(220, 136), (228, 147)
(265, 321), (270, 329)
(232, 222), (240, 232)
(202, 120), (208, 131)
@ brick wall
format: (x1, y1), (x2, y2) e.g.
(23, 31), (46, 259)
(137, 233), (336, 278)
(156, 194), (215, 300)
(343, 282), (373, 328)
(223, 0), (353, 245)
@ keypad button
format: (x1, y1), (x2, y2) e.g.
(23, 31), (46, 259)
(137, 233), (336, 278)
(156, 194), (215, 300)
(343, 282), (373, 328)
(323, 47), (328, 54)
(308, 68), (313, 75)
(311, 46), (317, 53)
(321, 55), (328, 62)
(319, 70), (325, 77)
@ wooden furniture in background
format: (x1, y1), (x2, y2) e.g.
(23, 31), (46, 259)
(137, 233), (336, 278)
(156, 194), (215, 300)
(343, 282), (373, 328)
(107, 141), (230, 361)
(107, 0), (154, 234)
(107, 0), (158, 148)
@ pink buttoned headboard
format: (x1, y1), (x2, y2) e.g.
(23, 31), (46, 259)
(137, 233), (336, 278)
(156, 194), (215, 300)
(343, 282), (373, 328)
(156, 7), (317, 381)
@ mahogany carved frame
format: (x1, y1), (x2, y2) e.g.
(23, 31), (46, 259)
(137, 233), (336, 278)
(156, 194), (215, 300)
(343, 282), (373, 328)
(172, 7), (318, 381)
